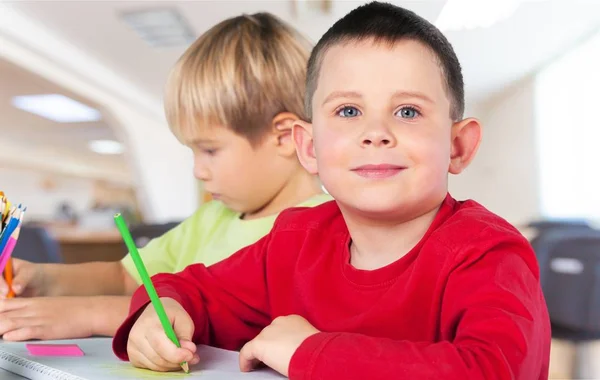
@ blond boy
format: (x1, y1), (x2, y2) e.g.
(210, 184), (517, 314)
(0, 13), (329, 341)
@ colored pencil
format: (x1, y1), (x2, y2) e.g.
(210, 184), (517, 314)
(5, 257), (15, 298)
(0, 226), (20, 298)
(113, 213), (189, 373)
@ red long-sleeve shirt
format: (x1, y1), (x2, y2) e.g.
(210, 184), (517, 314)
(113, 194), (550, 379)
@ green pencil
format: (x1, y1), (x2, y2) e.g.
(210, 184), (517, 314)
(114, 213), (189, 373)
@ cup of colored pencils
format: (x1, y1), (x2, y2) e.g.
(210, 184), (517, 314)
(0, 192), (26, 298)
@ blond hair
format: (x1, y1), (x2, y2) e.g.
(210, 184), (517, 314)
(165, 13), (312, 145)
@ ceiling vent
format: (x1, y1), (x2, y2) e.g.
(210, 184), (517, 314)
(120, 8), (195, 48)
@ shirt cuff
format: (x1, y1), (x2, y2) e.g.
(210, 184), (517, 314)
(288, 332), (339, 379)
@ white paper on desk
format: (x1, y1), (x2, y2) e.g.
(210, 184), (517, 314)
(0, 337), (284, 380)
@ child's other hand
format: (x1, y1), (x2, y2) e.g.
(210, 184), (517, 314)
(239, 315), (319, 376)
(0, 258), (45, 298)
(127, 297), (199, 372)
(0, 297), (94, 340)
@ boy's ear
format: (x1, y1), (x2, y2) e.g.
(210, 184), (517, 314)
(448, 117), (482, 175)
(292, 119), (318, 175)
(271, 112), (299, 157)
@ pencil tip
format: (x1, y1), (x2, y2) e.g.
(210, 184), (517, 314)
(181, 362), (190, 373)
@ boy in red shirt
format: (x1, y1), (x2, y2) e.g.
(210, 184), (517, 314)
(113, 2), (551, 379)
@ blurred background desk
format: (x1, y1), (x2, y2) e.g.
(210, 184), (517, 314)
(48, 226), (126, 263)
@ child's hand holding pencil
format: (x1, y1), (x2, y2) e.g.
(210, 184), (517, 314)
(0, 258), (44, 298)
(127, 297), (200, 372)
(114, 213), (196, 373)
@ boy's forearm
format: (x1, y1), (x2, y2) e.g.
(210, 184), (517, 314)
(90, 296), (132, 336)
(43, 261), (129, 296)
(113, 239), (273, 360)
(289, 332), (516, 380)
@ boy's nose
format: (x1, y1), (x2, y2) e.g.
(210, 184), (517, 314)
(193, 165), (211, 181)
(360, 125), (396, 148)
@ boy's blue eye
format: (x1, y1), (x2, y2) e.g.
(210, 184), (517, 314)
(337, 106), (361, 118)
(396, 107), (420, 119)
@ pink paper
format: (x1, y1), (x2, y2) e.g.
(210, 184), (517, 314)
(26, 344), (84, 356)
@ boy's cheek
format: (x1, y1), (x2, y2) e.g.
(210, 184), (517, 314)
(315, 133), (352, 163)
(404, 133), (450, 163)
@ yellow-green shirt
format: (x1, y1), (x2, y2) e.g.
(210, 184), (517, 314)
(122, 193), (332, 284)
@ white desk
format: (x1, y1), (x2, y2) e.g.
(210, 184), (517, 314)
(0, 367), (27, 379)
(0, 338), (282, 379)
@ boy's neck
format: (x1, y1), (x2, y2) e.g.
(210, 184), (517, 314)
(342, 203), (442, 271)
(243, 169), (323, 220)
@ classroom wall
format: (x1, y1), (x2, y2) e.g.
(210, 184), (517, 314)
(105, 103), (196, 223)
(0, 168), (94, 221)
(534, 30), (600, 221)
(0, 7), (198, 223)
(0, 168), (141, 222)
(449, 76), (540, 226)
(0, 138), (131, 186)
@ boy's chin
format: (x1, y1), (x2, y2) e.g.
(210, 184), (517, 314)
(212, 197), (239, 211)
(223, 199), (265, 217)
(339, 197), (413, 221)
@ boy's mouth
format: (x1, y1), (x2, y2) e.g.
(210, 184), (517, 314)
(351, 164), (406, 179)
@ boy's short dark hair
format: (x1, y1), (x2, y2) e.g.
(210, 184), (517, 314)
(305, 1), (464, 122)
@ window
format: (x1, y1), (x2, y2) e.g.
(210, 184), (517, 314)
(535, 31), (600, 220)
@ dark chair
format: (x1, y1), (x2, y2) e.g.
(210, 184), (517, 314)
(532, 228), (600, 378)
(528, 219), (591, 233)
(10, 226), (63, 263)
(129, 221), (180, 248)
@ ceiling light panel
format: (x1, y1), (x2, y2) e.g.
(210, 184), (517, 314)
(11, 94), (102, 123)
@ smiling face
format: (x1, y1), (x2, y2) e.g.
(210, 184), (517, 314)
(296, 39), (472, 222)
